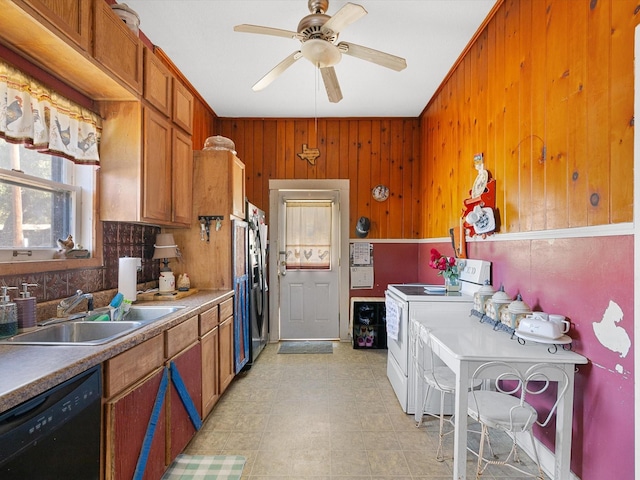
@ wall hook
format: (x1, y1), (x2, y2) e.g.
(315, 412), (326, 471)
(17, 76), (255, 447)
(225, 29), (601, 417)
(198, 215), (223, 242)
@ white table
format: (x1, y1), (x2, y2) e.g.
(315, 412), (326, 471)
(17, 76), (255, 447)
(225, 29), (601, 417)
(427, 317), (588, 480)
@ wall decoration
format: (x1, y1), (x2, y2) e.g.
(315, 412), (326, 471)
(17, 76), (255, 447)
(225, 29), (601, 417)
(461, 153), (497, 238)
(297, 144), (320, 165)
(372, 184), (389, 202)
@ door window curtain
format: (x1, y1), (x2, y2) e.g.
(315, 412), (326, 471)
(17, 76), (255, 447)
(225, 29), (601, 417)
(0, 60), (101, 164)
(285, 201), (332, 270)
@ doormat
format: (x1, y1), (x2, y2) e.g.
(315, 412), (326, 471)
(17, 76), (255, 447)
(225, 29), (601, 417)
(161, 454), (245, 480)
(278, 341), (334, 354)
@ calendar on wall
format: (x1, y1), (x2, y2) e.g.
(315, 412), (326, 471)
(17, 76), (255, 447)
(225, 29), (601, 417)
(350, 242), (373, 289)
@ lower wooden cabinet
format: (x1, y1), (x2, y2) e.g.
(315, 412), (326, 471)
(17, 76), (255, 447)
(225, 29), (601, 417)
(167, 341), (202, 464)
(103, 300), (235, 479)
(201, 325), (220, 417)
(219, 315), (235, 393)
(104, 367), (167, 480)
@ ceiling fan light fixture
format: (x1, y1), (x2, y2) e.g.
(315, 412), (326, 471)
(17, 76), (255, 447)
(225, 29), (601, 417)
(301, 38), (341, 67)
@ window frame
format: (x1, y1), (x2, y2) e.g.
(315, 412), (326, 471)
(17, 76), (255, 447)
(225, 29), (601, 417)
(0, 165), (102, 272)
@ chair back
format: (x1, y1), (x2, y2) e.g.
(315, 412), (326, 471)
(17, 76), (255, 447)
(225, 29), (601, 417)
(414, 322), (450, 391)
(470, 361), (570, 430)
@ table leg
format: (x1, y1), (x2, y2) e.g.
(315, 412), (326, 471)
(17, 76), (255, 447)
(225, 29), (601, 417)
(453, 361), (469, 480)
(555, 365), (575, 479)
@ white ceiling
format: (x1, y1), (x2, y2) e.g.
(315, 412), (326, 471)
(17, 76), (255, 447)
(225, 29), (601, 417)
(124, 0), (496, 118)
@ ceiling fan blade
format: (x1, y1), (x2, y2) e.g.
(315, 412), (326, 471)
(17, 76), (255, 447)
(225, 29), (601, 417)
(337, 41), (407, 72)
(252, 51), (303, 91)
(321, 2), (367, 36)
(234, 24), (300, 40)
(320, 66), (343, 103)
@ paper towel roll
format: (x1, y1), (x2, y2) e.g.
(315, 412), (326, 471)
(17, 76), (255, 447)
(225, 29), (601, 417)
(118, 257), (141, 302)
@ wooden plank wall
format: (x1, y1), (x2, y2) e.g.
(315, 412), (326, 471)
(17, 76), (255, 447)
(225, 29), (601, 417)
(213, 118), (422, 239)
(421, 0), (637, 238)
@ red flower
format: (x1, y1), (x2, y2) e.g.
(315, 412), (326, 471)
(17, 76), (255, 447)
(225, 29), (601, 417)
(429, 248), (459, 279)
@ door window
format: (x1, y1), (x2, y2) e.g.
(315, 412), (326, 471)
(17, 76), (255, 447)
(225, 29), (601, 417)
(285, 201), (332, 270)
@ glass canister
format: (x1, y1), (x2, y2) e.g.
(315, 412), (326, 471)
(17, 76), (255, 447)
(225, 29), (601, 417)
(203, 135), (236, 153)
(0, 286), (18, 338)
(507, 294), (532, 330)
(111, 3), (140, 36)
(473, 280), (495, 314)
(486, 285), (511, 323)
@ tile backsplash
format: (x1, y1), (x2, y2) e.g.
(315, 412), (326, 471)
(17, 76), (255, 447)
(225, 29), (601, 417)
(0, 222), (161, 318)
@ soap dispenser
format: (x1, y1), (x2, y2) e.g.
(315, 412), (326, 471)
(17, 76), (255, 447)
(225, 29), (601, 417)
(15, 283), (37, 332)
(0, 286), (18, 338)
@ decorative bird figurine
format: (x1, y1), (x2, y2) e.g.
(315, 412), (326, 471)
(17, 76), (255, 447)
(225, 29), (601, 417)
(6, 96), (23, 127)
(57, 234), (74, 252)
(54, 117), (71, 148)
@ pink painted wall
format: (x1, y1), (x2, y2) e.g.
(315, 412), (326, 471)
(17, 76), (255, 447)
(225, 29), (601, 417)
(415, 235), (634, 479)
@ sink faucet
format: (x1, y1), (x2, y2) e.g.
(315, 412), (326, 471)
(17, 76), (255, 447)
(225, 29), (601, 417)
(57, 290), (94, 317)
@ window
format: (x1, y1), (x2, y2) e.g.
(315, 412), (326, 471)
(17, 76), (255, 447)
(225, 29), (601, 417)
(285, 201), (332, 270)
(0, 59), (101, 264)
(0, 138), (95, 261)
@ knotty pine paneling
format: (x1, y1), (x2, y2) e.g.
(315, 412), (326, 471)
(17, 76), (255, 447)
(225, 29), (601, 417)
(420, 0), (638, 238)
(215, 117), (421, 239)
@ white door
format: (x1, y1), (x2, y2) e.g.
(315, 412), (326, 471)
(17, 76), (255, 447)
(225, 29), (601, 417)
(277, 190), (340, 339)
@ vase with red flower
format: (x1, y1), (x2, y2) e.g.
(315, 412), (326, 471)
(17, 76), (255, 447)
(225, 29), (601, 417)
(429, 248), (461, 291)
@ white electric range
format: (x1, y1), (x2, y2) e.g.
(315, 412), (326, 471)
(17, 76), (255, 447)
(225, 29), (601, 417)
(385, 259), (491, 414)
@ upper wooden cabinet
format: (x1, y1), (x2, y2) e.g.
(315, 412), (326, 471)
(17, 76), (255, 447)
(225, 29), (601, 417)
(143, 46), (193, 138)
(143, 45), (172, 117)
(142, 107), (173, 224)
(231, 155), (246, 219)
(99, 101), (193, 227)
(0, 0), (136, 100)
(93, 0), (142, 94)
(172, 128), (194, 226)
(172, 79), (193, 134)
(23, 0), (90, 51)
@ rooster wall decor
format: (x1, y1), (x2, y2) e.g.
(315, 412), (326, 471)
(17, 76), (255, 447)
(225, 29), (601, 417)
(6, 95), (23, 128)
(54, 117), (71, 148)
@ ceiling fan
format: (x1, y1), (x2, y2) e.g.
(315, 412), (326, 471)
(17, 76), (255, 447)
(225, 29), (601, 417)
(234, 0), (407, 103)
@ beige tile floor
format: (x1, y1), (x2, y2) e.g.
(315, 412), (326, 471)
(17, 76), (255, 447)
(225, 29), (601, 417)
(186, 341), (541, 479)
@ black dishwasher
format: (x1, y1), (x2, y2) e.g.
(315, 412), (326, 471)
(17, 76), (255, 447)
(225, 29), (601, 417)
(0, 365), (101, 479)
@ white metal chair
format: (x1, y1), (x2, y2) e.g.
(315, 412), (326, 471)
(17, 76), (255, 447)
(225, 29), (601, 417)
(410, 320), (484, 462)
(467, 361), (570, 479)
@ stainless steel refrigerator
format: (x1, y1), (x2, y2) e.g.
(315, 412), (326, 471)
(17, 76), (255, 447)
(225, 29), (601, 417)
(246, 201), (268, 365)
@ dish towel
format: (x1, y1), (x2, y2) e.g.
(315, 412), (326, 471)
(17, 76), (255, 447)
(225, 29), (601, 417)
(161, 454), (245, 480)
(385, 298), (399, 341)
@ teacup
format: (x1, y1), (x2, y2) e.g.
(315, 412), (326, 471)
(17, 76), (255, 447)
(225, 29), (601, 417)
(548, 314), (570, 334)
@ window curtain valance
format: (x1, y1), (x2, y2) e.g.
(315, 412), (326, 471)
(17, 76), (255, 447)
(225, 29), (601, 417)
(285, 201), (332, 270)
(0, 60), (101, 164)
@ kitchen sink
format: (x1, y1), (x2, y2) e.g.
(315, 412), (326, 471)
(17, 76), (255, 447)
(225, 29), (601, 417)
(124, 305), (185, 322)
(0, 321), (144, 346)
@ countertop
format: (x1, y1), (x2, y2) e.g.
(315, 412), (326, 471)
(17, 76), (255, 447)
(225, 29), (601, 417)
(0, 289), (233, 414)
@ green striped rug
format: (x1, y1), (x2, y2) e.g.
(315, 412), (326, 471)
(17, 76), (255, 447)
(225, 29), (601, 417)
(161, 455), (246, 480)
